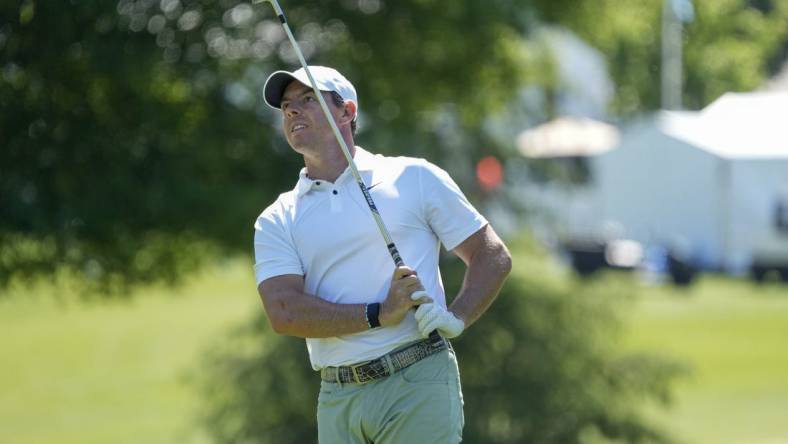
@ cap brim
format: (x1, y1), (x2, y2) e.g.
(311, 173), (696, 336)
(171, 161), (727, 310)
(263, 71), (300, 109)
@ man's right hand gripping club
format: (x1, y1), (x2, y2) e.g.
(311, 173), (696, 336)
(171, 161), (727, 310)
(381, 266), (465, 339)
(379, 266), (432, 327)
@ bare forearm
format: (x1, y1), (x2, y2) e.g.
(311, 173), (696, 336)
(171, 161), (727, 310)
(449, 241), (512, 327)
(262, 290), (369, 338)
(258, 269), (422, 338)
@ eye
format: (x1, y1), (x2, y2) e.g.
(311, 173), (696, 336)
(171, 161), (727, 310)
(304, 95), (315, 102)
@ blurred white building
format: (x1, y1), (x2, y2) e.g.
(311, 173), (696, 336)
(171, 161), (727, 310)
(519, 92), (788, 276)
(514, 116), (619, 243)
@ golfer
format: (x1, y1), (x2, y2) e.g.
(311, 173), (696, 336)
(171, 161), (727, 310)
(254, 65), (512, 443)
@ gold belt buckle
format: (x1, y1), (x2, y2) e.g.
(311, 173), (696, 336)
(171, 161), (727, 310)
(350, 361), (370, 384)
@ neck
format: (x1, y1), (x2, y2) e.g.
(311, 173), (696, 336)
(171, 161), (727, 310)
(303, 141), (356, 182)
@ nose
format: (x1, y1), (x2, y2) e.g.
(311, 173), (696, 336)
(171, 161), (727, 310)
(284, 103), (300, 118)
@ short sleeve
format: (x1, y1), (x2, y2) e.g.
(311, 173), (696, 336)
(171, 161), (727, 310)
(420, 161), (488, 251)
(253, 206), (304, 285)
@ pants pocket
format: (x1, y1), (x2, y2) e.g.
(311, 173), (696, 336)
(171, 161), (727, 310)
(399, 350), (451, 384)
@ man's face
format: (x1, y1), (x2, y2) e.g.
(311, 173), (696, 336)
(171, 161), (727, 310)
(279, 81), (344, 154)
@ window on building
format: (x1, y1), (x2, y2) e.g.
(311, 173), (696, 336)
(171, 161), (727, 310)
(776, 195), (788, 233)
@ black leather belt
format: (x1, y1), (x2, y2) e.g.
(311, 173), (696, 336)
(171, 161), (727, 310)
(320, 335), (447, 384)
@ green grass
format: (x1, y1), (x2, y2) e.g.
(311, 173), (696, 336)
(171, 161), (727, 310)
(0, 259), (259, 444)
(621, 277), (788, 444)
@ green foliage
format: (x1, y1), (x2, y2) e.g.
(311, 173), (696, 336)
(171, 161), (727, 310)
(682, 0), (788, 109)
(1, 0), (300, 290)
(199, 317), (319, 444)
(540, 0), (788, 113)
(450, 240), (685, 443)
(200, 237), (685, 443)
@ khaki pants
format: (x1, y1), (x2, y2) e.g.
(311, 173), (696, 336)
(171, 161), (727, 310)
(317, 348), (464, 443)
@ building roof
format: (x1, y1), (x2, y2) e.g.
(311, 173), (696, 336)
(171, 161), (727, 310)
(517, 116), (620, 158)
(659, 92), (788, 159)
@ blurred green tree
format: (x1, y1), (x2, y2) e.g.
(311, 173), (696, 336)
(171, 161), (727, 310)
(533, 0), (788, 113)
(0, 0), (541, 291)
(200, 237), (685, 443)
(1, 0), (299, 290)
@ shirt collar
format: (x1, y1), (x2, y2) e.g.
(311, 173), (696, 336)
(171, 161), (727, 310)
(294, 169), (313, 198)
(293, 146), (377, 198)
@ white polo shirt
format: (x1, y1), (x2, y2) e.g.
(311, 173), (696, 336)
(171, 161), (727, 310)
(253, 147), (487, 370)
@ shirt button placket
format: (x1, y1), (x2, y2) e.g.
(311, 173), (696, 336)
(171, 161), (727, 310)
(330, 188), (342, 212)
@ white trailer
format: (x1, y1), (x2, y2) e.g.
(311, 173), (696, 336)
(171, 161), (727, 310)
(591, 92), (788, 277)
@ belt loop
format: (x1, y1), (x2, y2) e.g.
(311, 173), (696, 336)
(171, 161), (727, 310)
(383, 353), (394, 375)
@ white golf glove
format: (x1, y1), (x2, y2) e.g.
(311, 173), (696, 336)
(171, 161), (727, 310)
(413, 302), (465, 339)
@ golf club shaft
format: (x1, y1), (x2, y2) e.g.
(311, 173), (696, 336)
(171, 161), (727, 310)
(264, 0), (405, 268)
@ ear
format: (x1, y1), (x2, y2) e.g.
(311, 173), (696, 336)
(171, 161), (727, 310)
(341, 100), (357, 125)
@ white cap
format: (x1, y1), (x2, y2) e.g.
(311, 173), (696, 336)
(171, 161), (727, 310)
(263, 66), (358, 118)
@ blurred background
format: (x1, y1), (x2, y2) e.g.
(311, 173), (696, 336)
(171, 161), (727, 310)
(2, 0), (788, 443)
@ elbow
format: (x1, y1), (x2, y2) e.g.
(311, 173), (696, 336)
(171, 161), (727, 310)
(472, 241), (512, 280)
(269, 313), (303, 337)
(499, 247), (513, 278)
(261, 295), (294, 336)
(266, 307), (299, 336)
(268, 315), (290, 335)
(258, 278), (307, 337)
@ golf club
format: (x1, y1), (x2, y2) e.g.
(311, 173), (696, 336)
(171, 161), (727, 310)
(255, 0), (436, 324)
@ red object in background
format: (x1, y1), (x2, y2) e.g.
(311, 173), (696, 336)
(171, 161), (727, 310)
(476, 156), (503, 192)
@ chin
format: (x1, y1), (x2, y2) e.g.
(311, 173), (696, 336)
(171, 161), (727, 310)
(287, 140), (312, 156)
(285, 135), (305, 150)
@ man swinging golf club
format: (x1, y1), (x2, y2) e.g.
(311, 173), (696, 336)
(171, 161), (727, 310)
(253, 64), (512, 443)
